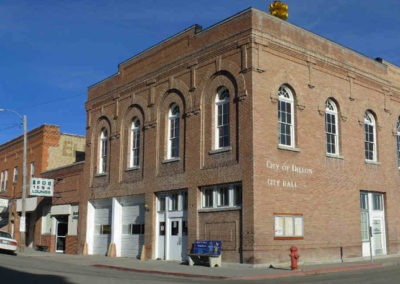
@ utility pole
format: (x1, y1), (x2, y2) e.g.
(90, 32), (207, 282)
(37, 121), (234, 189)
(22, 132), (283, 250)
(0, 109), (27, 251)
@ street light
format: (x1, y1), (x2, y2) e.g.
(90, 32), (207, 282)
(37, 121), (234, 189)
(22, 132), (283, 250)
(0, 108), (27, 251)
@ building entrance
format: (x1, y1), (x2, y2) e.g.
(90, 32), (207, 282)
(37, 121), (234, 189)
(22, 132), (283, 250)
(55, 216), (68, 253)
(156, 191), (187, 261)
(360, 192), (386, 257)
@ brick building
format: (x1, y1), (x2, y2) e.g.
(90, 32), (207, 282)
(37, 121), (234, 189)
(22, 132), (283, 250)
(0, 124), (85, 253)
(79, 8), (400, 264)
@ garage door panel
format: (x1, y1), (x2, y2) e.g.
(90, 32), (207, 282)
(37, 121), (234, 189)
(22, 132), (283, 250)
(121, 205), (144, 257)
(93, 206), (111, 256)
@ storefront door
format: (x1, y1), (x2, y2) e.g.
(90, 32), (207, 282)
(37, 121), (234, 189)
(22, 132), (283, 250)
(168, 218), (183, 260)
(55, 216), (68, 253)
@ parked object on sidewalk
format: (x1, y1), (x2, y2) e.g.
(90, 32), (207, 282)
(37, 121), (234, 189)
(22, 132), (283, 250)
(188, 240), (222, 267)
(289, 246), (299, 270)
(0, 231), (18, 254)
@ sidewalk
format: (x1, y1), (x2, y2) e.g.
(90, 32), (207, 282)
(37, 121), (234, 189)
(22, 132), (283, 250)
(16, 248), (400, 280)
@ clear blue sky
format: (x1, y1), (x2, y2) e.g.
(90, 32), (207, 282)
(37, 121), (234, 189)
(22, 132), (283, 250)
(0, 0), (399, 144)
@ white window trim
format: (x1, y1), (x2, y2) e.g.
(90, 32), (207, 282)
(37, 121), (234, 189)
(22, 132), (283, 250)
(0, 171), (3, 192)
(4, 170), (8, 192)
(201, 184), (241, 210)
(364, 111), (377, 162)
(98, 128), (108, 174)
(129, 118), (140, 168)
(325, 99), (339, 155)
(214, 87), (230, 150)
(274, 215), (303, 238)
(278, 85), (295, 148)
(30, 162), (35, 177)
(13, 167), (18, 184)
(167, 104), (180, 159)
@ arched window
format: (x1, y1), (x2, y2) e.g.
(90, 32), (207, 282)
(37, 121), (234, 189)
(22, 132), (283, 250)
(278, 85), (295, 147)
(397, 117), (400, 167)
(364, 111), (377, 162)
(99, 128), (108, 173)
(168, 104), (180, 159)
(130, 118), (140, 168)
(325, 99), (339, 155)
(215, 86), (230, 149)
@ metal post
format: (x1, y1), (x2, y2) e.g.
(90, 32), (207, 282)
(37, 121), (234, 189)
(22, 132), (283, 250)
(20, 115), (27, 251)
(0, 109), (27, 251)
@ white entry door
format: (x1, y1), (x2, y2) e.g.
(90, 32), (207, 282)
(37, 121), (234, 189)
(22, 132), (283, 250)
(168, 218), (182, 260)
(372, 218), (385, 256)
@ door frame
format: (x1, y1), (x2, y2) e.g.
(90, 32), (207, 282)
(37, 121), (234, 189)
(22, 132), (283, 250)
(55, 216), (68, 253)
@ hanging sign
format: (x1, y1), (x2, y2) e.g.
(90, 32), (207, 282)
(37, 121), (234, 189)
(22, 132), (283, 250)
(30, 178), (54, 197)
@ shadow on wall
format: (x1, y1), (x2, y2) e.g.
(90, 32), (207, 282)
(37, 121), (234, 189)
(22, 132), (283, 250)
(0, 264), (72, 283)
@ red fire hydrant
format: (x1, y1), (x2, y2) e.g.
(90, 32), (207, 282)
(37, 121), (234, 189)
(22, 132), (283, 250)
(289, 246), (299, 270)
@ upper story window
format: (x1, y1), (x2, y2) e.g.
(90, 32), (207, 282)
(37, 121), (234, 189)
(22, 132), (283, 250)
(167, 104), (180, 159)
(364, 111), (377, 162)
(278, 85), (295, 147)
(325, 99), (339, 155)
(30, 162), (35, 177)
(0, 170), (8, 192)
(129, 118), (141, 168)
(13, 167), (18, 184)
(4, 170), (8, 192)
(201, 183), (242, 210)
(215, 86), (230, 149)
(397, 118), (400, 168)
(98, 128), (108, 174)
(0, 171), (4, 192)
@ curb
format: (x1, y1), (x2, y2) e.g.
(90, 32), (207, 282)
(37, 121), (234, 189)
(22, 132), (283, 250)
(231, 263), (383, 280)
(93, 262), (382, 281)
(93, 264), (228, 279)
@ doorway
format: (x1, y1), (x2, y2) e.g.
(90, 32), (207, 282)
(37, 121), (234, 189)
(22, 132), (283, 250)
(55, 216), (68, 253)
(156, 191), (188, 261)
(360, 192), (386, 257)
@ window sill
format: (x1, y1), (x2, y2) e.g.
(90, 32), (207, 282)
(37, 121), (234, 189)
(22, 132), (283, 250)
(326, 154), (344, 160)
(199, 206), (241, 213)
(126, 166), (140, 172)
(278, 145), (300, 152)
(274, 237), (304, 241)
(365, 160), (380, 166)
(162, 157), (180, 164)
(209, 146), (232, 155)
(95, 173), (107, 177)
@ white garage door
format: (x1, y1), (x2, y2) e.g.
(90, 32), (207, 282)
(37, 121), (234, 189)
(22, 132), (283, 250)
(93, 205), (112, 256)
(121, 204), (145, 258)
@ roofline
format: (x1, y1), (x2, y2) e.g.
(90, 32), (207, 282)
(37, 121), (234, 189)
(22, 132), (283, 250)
(88, 6), (398, 91)
(41, 161), (85, 175)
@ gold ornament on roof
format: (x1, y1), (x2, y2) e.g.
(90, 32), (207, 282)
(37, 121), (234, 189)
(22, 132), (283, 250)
(269, 1), (288, 21)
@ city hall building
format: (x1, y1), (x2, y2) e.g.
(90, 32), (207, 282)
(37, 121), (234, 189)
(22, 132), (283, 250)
(78, 8), (400, 264)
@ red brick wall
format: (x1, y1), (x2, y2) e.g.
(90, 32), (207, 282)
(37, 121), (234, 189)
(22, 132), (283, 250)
(66, 235), (78, 254)
(80, 8), (400, 264)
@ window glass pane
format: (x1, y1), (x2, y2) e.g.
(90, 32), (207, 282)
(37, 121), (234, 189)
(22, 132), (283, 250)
(159, 222), (165, 236)
(274, 216), (284, 236)
(372, 194), (383, 211)
(132, 224), (144, 234)
(361, 211), (370, 241)
(171, 221), (179, 236)
(169, 194), (179, 211)
(284, 217), (294, 236)
(360, 193), (368, 210)
(203, 188), (213, 208)
(294, 217), (303, 236)
(218, 187), (229, 207)
(158, 197), (166, 212)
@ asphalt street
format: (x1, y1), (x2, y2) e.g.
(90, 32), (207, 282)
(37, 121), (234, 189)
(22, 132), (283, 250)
(1, 251), (400, 283)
